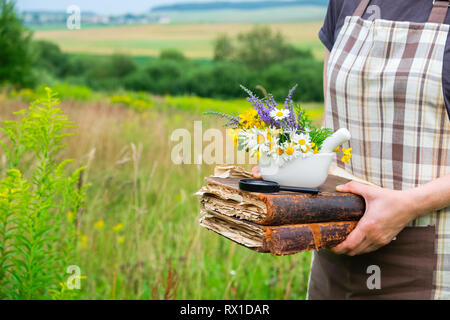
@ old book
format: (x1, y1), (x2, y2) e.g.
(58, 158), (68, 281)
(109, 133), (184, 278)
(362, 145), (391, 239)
(198, 166), (368, 255)
(198, 174), (365, 226)
(199, 209), (357, 255)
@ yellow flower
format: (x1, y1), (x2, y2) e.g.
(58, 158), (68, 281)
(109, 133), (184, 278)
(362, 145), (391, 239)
(333, 146), (340, 153)
(341, 155), (351, 164)
(310, 142), (316, 148)
(277, 147), (284, 155)
(285, 146), (295, 155)
(118, 236), (125, 244)
(313, 146), (319, 154)
(341, 147), (352, 164)
(113, 222), (123, 232)
(239, 109), (263, 129)
(67, 211), (74, 222)
(80, 234), (88, 250)
(95, 220), (105, 231)
(342, 147), (352, 156)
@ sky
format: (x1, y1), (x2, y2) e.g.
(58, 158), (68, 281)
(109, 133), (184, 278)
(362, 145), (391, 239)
(15, 0), (258, 15)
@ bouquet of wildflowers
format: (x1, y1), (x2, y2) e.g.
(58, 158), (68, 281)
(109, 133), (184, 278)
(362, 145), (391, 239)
(206, 85), (352, 167)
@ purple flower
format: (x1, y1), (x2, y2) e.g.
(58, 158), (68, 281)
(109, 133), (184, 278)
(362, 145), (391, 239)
(240, 85), (302, 131)
(285, 85), (299, 130)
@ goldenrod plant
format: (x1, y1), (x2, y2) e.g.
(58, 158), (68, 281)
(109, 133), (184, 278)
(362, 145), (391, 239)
(0, 88), (87, 299)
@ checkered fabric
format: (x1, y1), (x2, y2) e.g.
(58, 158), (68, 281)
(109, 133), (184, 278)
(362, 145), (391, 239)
(324, 15), (450, 299)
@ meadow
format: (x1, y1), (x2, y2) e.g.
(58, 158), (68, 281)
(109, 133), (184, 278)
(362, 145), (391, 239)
(0, 87), (323, 299)
(33, 22), (325, 60)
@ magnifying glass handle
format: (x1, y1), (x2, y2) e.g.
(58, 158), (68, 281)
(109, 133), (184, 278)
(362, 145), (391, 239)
(279, 186), (320, 194)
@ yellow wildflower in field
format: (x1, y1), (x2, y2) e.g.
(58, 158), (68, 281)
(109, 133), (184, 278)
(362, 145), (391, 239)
(113, 222), (123, 232)
(80, 234), (88, 250)
(117, 236), (125, 244)
(95, 220), (105, 231)
(67, 211), (74, 222)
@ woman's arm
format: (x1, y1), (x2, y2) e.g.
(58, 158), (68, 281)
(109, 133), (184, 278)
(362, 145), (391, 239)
(332, 174), (450, 256)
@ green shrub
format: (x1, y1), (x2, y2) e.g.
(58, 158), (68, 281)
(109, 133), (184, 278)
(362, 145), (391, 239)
(160, 49), (186, 62)
(123, 70), (153, 92)
(214, 26), (314, 70)
(33, 40), (70, 78)
(144, 60), (186, 94)
(0, 88), (87, 299)
(261, 58), (324, 102)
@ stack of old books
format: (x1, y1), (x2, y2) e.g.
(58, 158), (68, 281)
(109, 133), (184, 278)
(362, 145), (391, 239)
(198, 166), (368, 255)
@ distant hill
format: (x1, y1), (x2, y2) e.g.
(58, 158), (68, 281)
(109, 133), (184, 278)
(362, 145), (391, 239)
(151, 0), (329, 12)
(149, 0), (329, 23)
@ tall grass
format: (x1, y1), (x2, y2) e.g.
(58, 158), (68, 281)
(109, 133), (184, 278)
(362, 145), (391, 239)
(0, 90), (323, 299)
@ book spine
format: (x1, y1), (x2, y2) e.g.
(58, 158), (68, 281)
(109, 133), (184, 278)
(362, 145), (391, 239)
(262, 221), (357, 255)
(259, 194), (365, 225)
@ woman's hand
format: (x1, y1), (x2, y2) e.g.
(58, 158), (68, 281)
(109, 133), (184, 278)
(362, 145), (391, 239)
(331, 181), (419, 256)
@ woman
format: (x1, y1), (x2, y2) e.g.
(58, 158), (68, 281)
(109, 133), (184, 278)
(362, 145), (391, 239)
(306, 0), (450, 299)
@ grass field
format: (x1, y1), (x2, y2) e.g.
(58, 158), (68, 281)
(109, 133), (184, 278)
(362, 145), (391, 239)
(33, 22), (325, 59)
(0, 89), (324, 299)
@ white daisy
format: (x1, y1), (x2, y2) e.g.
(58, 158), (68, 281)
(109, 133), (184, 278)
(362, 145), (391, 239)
(277, 141), (300, 165)
(239, 128), (270, 157)
(270, 108), (290, 121)
(291, 132), (311, 153)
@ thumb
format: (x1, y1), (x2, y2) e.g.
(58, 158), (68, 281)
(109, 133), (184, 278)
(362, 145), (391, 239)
(336, 181), (371, 198)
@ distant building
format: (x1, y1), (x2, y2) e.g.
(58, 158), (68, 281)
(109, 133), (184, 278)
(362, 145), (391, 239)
(158, 16), (171, 24)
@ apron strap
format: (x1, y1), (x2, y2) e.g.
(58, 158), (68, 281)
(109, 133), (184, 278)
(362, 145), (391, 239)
(353, 0), (371, 17)
(354, 0), (449, 24)
(428, 0), (450, 24)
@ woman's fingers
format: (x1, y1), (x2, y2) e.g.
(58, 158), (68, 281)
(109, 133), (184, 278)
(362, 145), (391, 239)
(332, 225), (366, 255)
(336, 181), (373, 198)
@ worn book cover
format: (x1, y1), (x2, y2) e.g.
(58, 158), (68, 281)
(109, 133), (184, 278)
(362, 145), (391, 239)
(200, 209), (357, 255)
(198, 173), (365, 226)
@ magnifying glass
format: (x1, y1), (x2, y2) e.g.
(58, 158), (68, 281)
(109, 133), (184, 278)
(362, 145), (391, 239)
(239, 179), (319, 194)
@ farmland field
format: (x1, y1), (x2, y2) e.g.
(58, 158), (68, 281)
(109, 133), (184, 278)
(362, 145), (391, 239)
(0, 89), (324, 299)
(33, 22), (325, 59)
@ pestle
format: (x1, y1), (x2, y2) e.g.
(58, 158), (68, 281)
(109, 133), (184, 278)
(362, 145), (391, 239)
(319, 128), (351, 153)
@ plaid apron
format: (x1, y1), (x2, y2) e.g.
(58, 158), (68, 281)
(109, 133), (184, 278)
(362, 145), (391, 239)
(308, 0), (450, 299)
